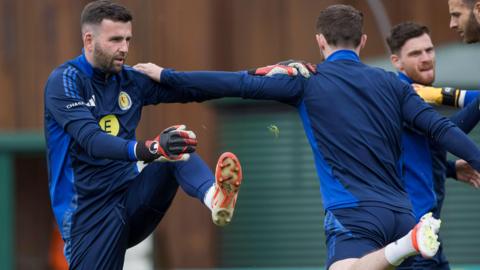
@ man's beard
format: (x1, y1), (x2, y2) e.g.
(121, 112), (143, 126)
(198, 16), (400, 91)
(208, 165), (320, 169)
(410, 71), (435, 86)
(406, 63), (435, 86)
(464, 11), (480, 44)
(93, 43), (125, 74)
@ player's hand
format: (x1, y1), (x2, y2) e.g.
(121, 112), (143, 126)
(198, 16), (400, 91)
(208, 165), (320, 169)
(455, 159), (480, 188)
(136, 125), (197, 162)
(133, 63), (164, 83)
(248, 64), (298, 77)
(248, 60), (317, 78)
(412, 84), (443, 105)
(412, 84), (458, 107)
(277, 59), (317, 78)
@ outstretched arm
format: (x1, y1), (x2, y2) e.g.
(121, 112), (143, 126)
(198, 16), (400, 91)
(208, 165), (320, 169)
(412, 84), (480, 108)
(401, 83), (480, 171)
(127, 65), (221, 105)
(449, 95), (480, 134)
(430, 94), (480, 180)
(133, 62), (306, 106)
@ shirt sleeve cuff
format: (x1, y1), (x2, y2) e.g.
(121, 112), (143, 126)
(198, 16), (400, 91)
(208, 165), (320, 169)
(128, 140), (138, 161)
(160, 68), (174, 84)
(445, 160), (457, 179)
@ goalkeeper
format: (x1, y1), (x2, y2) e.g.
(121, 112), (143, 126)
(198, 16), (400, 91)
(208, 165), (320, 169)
(44, 1), (242, 269)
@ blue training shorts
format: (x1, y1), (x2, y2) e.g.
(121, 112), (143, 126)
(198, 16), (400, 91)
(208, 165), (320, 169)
(324, 206), (416, 269)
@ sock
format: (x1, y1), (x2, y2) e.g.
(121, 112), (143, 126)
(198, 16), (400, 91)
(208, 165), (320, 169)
(203, 184), (216, 211)
(384, 230), (418, 266)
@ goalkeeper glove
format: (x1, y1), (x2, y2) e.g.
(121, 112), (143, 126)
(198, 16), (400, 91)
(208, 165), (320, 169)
(248, 60), (317, 78)
(412, 84), (459, 107)
(248, 64), (298, 77)
(135, 125), (197, 162)
(277, 59), (317, 78)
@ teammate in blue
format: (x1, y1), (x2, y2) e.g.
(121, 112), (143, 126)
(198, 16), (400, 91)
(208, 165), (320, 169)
(386, 21), (480, 270)
(449, 0), (480, 43)
(44, 1), (243, 269)
(134, 5), (480, 270)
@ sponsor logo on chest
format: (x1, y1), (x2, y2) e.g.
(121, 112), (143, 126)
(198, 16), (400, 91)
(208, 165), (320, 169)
(99, 114), (120, 136)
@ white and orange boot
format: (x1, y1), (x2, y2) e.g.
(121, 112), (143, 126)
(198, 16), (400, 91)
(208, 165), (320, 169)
(385, 212), (441, 266)
(412, 212), (441, 258)
(211, 152), (243, 226)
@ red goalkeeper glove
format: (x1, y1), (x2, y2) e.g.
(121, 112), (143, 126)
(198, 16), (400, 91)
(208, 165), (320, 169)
(248, 59), (317, 78)
(277, 59), (317, 78)
(135, 125), (197, 162)
(248, 64), (298, 77)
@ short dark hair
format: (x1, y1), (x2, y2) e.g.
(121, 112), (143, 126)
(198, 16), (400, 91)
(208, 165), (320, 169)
(315, 5), (364, 48)
(386, 22), (430, 54)
(461, 0), (479, 7)
(80, 0), (132, 29)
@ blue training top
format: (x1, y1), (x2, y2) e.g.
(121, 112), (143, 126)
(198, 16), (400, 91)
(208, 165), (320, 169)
(161, 50), (480, 213)
(398, 72), (480, 220)
(44, 53), (215, 240)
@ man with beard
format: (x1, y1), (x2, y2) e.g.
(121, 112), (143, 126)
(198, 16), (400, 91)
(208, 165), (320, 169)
(135, 5), (480, 270)
(44, 1), (243, 269)
(386, 21), (480, 270)
(445, 0), (480, 109)
(449, 0), (480, 43)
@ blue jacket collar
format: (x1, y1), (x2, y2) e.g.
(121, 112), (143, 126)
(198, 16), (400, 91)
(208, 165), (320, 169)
(326, 50), (360, 62)
(77, 53), (94, 78)
(398, 72), (414, 84)
(71, 51), (121, 83)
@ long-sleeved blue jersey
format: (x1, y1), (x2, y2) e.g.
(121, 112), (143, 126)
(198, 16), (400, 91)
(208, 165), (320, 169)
(458, 90), (480, 108)
(161, 50), (480, 213)
(398, 73), (480, 220)
(44, 53), (214, 240)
